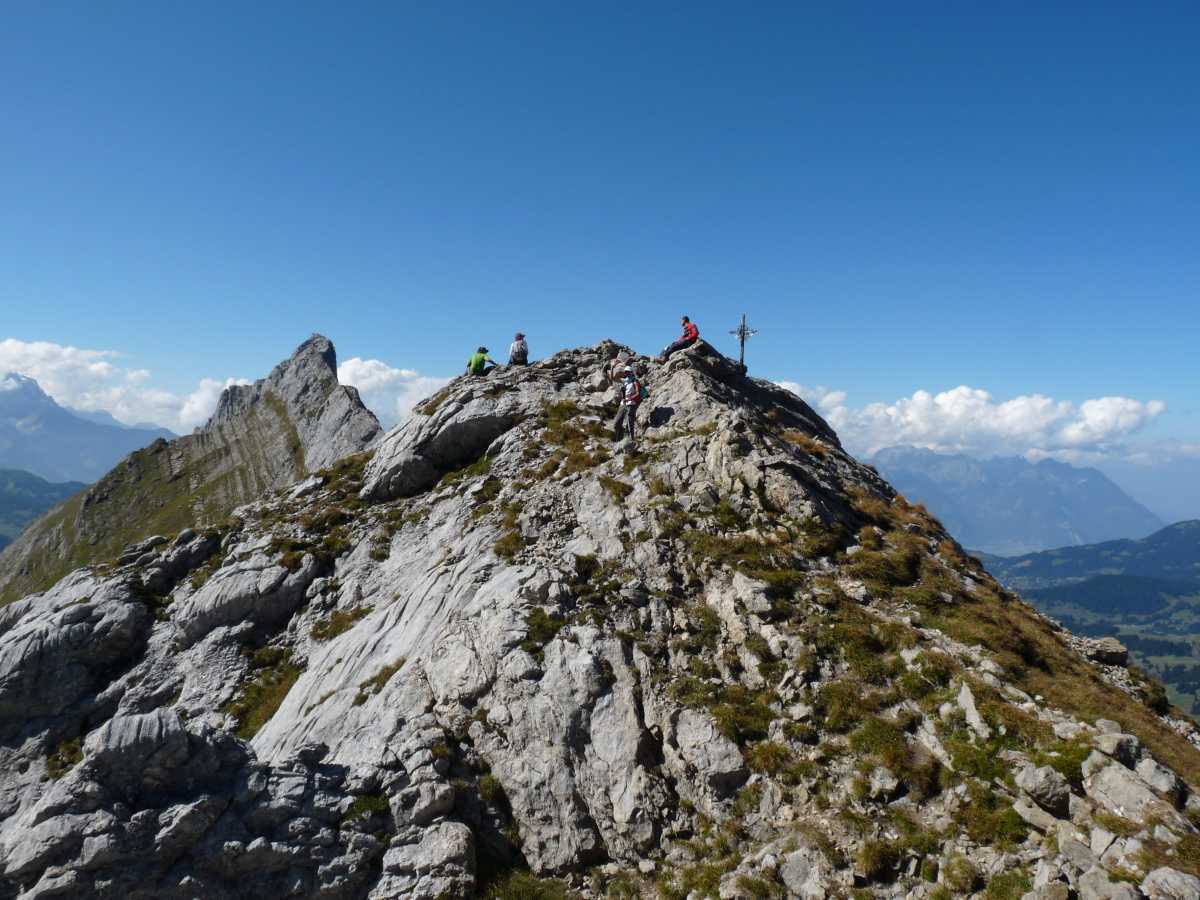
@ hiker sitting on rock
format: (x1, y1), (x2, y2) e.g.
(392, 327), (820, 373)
(508, 332), (529, 366)
(659, 315), (699, 361)
(612, 365), (644, 448)
(465, 346), (497, 377)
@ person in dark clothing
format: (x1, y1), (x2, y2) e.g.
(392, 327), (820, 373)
(659, 316), (700, 361)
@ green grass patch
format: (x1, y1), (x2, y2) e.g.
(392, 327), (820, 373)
(480, 871), (570, 900)
(599, 475), (634, 502)
(845, 534), (924, 592)
(942, 854), (980, 893)
(343, 793), (389, 821)
(670, 680), (778, 744)
(857, 839), (899, 882)
(522, 608), (566, 660)
(311, 605), (372, 641)
(1032, 739), (1093, 789)
(46, 737), (83, 780)
(440, 454), (492, 488)
(953, 782), (1028, 848)
(225, 648), (305, 739)
(815, 679), (882, 732)
(494, 529), (525, 559)
(315, 451), (373, 493)
(414, 385), (454, 415)
(744, 741), (793, 776)
(352, 657), (406, 706)
(985, 870), (1031, 900)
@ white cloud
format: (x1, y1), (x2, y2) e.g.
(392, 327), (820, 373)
(179, 378), (253, 428)
(776, 381), (1166, 459)
(0, 338), (450, 434)
(337, 357), (450, 428)
(0, 338), (248, 432)
(1057, 397), (1167, 447)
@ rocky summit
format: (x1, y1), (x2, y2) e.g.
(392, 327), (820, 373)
(0, 335), (381, 605)
(1, 339), (1199, 900)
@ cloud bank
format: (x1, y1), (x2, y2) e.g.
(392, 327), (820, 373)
(0, 338), (452, 435)
(776, 381), (1167, 461)
(337, 358), (451, 429)
(0, 336), (1170, 462)
(0, 338), (248, 433)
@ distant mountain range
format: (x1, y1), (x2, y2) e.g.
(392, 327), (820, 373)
(0, 468), (85, 551)
(870, 446), (1164, 555)
(980, 520), (1200, 590)
(982, 521), (1200, 716)
(0, 373), (174, 483)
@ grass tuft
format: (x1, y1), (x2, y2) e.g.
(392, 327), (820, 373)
(225, 648), (305, 739)
(46, 737), (83, 780)
(311, 605), (371, 641)
(352, 657), (406, 706)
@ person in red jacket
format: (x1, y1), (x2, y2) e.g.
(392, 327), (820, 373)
(659, 316), (700, 361)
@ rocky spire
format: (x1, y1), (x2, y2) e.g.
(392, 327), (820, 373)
(0, 334), (380, 603)
(0, 340), (1197, 899)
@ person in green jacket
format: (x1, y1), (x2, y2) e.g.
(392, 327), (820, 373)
(466, 346), (497, 376)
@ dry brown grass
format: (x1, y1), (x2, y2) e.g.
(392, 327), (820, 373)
(781, 430), (830, 457)
(925, 584), (1200, 787)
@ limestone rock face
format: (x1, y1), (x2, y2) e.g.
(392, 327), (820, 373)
(0, 334), (380, 604)
(0, 340), (1197, 899)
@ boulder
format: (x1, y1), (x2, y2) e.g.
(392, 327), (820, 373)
(1095, 732), (1143, 768)
(1084, 761), (1189, 831)
(1085, 638), (1129, 667)
(1078, 866), (1142, 900)
(957, 683), (992, 740)
(1135, 758), (1184, 803)
(778, 846), (831, 899)
(1142, 867), (1200, 899)
(674, 709), (748, 796)
(380, 821), (473, 875)
(1013, 797), (1058, 832)
(84, 708), (191, 795)
(1016, 764), (1070, 817)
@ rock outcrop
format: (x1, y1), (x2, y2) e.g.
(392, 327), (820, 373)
(0, 335), (380, 604)
(0, 339), (1198, 899)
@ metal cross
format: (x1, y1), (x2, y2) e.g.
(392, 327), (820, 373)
(729, 313), (758, 371)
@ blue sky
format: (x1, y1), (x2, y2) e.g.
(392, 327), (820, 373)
(1, 3), (1198, 510)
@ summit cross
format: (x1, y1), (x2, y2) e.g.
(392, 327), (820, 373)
(729, 313), (758, 372)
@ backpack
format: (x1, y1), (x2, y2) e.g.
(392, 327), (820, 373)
(639, 382), (649, 402)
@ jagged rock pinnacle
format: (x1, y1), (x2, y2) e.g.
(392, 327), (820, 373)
(0, 334), (380, 604)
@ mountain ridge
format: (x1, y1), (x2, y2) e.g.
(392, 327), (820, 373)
(982, 520), (1200, 592)
(0, 334), (381, 604)
(0, 340), (1197, 898)
(871, 446), (1164, 556)
(0, 373), (175, 483)
(0, 468), (86, 544)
